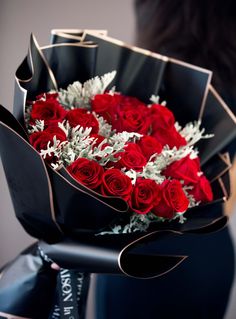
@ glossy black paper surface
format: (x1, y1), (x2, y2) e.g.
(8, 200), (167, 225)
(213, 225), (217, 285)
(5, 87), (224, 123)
(0, 29), (234, 278)
(0, 244), (57, 319)
(0, 30), (235, 319)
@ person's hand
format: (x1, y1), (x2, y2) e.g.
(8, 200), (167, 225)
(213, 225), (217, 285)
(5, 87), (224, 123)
(51, 262), (60, 271)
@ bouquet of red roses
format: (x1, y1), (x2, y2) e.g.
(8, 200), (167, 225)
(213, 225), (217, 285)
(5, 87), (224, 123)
(26, 70), (213, 234)
(0, 29), (235, 319)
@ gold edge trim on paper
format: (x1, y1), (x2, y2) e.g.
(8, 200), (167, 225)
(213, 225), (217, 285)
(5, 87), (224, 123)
(15, 41), (34, 85)
(222, 152), (231, 165)
(51, 29), (108, 39)
(14, 77), (28, 127)
(50, 166), (128, 213)
(198, 73), (213, 120)
(0, 121), (63, 234)
(59, 166), (128, 211)
(82, 30), (213, 75)
(210, 167), (231, 184)
(51, 29), (84, 41)
(218, 177), (229, 199)
(117, 230), (187, 279)
(32, 34), (58, 91)
(0, 312), (31, 319)
(209, 153), (232, 183)
(82, 30), (169, 61)
(218, 152), (231, 166)
(168, 57), (212, 75)
(82, 30), (212, 122)
(209, 85), (236, 123)
(41, 42), (98, 50)
(182, 215), (227, 234)
(15, 34), (58, 91)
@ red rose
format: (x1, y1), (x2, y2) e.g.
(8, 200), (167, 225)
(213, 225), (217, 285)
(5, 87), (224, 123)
(150, 104), (175, 131)
(67, 158), (104, 190)
(111, 96), (150, 134)
(153, 179), (189, 219)
(66, 108), (99, 134)
(116, 143), (147, 172)
(150, 103), (186, 148)
(137, 135), (163, 160)
(129, 178), (161, 214)
(101, 168), (133, 200)
(91, 93), (122, 124)
(115, 103), (151, 134)
(29, 126), (67, 161)
(31, 98), (67, 126)
(152, 126), (187, 149)
(189, 175), (213, 203)
(163, 155), (200, 185)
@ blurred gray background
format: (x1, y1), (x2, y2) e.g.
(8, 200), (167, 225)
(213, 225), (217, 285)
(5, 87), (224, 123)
(0, 1), (235, 318)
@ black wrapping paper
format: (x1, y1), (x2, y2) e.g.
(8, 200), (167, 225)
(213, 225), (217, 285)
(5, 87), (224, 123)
(81, 31), (236, 165)
(0, 29), (235, 319)
(0, 243), (57, 319)
(0, 29), (235, 282)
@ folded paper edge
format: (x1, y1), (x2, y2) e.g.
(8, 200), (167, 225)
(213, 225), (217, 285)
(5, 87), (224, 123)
(0, 121), (63, 235)
(183, 216), (228, 234)
(15, 34), (58, 91)
(209, 153), (232, 183)
(58, 166), (129, 212)
(118, 229), (188, 279)
(51, 28), (108, 39)
(210, 85), (236, 124)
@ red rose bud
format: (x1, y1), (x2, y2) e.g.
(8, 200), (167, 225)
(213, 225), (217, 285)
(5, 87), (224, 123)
(189, 175), (213, 203)
(67, 158), (104, 190)
(29, 127), (67, 161)
(153, 179), (189, 219)
(152, 126), (187, 149)
(101, 168), (133, 201)
(31, 98), (67, 126)
(150, 104), (175, 131)
(129, 178), (161, 214)
(66, 108), (99, 134)
(91, 93), (122, 124)
(163, 155), (200, 185)
(116, 143), (147, 172)
(137, 135), (163, 160)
